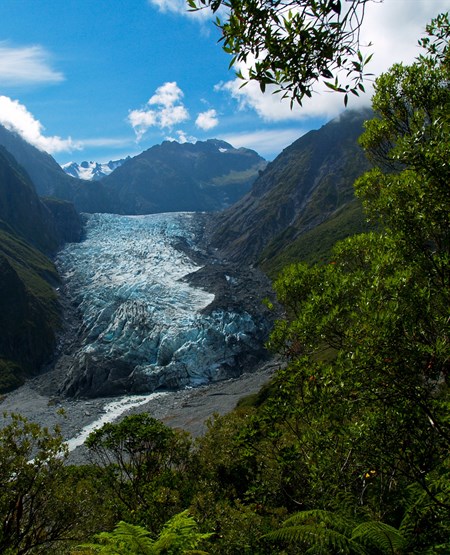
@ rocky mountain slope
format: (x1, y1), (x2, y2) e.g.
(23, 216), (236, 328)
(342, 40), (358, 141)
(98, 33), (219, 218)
(102, 139), (266, 214)
(209, 109), (373, 273)
(0, 147), (82, 392)
(0, 124), (111, 212)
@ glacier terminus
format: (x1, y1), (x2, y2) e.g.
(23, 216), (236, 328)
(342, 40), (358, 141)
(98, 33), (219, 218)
(55, 212), (272, 398)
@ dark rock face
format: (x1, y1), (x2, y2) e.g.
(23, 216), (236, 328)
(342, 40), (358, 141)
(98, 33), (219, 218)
(102, 139), (267, 214)
(0, 146), (59, 254)
(0, 233), (60, 392)
(0, 147), (82, 393)
(209, 109), (373, 268)
(42, 197), (83, 244)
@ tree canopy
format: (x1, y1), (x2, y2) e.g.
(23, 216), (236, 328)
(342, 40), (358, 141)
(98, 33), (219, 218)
(187, 0), (373, 106)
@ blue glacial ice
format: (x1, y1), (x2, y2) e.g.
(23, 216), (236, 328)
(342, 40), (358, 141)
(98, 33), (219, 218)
(56, 212), (265, 397)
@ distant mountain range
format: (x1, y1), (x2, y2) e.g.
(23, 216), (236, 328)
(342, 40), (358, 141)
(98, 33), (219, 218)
(0, 124), (266, 213)
(61, 158), (129, 181)
(102, 139), (267, 214)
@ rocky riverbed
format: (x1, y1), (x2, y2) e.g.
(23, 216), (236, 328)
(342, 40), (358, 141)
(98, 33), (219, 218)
(0, 359), (278, 463)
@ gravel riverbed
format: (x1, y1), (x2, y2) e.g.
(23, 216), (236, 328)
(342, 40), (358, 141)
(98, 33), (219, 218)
(0, 360), (278, 464)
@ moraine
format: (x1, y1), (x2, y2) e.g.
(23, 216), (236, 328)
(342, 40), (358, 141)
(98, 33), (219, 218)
(56, 212), (269, 398)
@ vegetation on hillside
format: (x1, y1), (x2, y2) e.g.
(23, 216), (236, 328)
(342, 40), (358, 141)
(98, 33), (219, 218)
(210, 109), (372, 267)
(0, 229), (60, 392)
(0, 14), (448, 554)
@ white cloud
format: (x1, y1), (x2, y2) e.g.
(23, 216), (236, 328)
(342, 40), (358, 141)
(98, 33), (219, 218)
(218, 1), (448, 122)
(217, 71), (346, 123)
(196, 108), (219, 130)
(0, 42), (64, 86)
(128, 82), (190, 141)
(165, 130), (197, 144)
(0, 96), (80, 153)
(149, 80), (184, 107)
(221, 128), (307, 159)
(147, 0), (212, 21)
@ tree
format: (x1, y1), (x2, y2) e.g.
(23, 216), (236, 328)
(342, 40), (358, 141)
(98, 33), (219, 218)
(0, 412), (87, 554)
(187, 0), (373, 106)
(235, 13), (450, 549)
(85, 414), (194, 534)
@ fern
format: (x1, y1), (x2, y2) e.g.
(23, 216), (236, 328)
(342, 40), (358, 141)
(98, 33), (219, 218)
(76, 511), (211, 555)
(152, 510), (212, 554)
(282, 509), (356, 536)
(264, 509), (410, 554)
(351, 522), (406, 554)
(78, 521), (155, 554)
(264, 510), (366, 554)
(266, 524), (366, 554)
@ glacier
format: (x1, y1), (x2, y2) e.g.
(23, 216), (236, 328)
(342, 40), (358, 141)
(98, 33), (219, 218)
(56, 212), (270, 397)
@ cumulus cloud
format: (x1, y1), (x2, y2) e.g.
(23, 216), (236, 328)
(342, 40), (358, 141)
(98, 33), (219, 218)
(217, 68), (346, 123)
(0, 42), (64, 86)
(0, 96), (80, 153)
(195, 109), (219, 130)
(165, 130), (197, 144)
(128, 82), (190, 141)
(217, 0), (448, 122)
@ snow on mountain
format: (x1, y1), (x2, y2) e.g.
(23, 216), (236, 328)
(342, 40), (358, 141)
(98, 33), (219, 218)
(56, 212), (266, 397)
(61, 158), (128, 181)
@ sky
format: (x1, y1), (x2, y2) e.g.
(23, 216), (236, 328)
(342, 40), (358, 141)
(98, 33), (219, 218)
(0, 0), (447, 164)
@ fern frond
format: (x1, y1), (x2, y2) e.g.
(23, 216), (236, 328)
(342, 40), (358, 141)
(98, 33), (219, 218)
(282, 509), (356, 537)
(265, 524), (366, 554)
(153, 510), (212, 553)
(352, 522), (406, 554)
(78, 521), (155, 554)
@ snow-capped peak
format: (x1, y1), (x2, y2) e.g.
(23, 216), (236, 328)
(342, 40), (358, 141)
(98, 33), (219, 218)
(61, 158), (128, 181)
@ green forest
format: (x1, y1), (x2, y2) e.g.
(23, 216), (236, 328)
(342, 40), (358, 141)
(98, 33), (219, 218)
(1, 14), (449, 555)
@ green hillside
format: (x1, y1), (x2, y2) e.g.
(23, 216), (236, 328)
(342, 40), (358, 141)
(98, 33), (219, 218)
(0, 228), (60, 391)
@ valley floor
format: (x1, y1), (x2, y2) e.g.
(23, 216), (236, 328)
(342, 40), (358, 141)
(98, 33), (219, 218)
(0, 359), (277, 464)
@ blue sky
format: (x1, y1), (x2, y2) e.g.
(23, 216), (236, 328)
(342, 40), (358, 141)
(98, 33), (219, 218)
(0, 0), (446, 164)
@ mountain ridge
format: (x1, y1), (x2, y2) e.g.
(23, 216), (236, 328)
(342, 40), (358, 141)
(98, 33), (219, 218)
(101, 139), (267, 214)
(208, 109), (373, 272)
(0, 146), (82, 391)
(0, 125), (266, 214)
